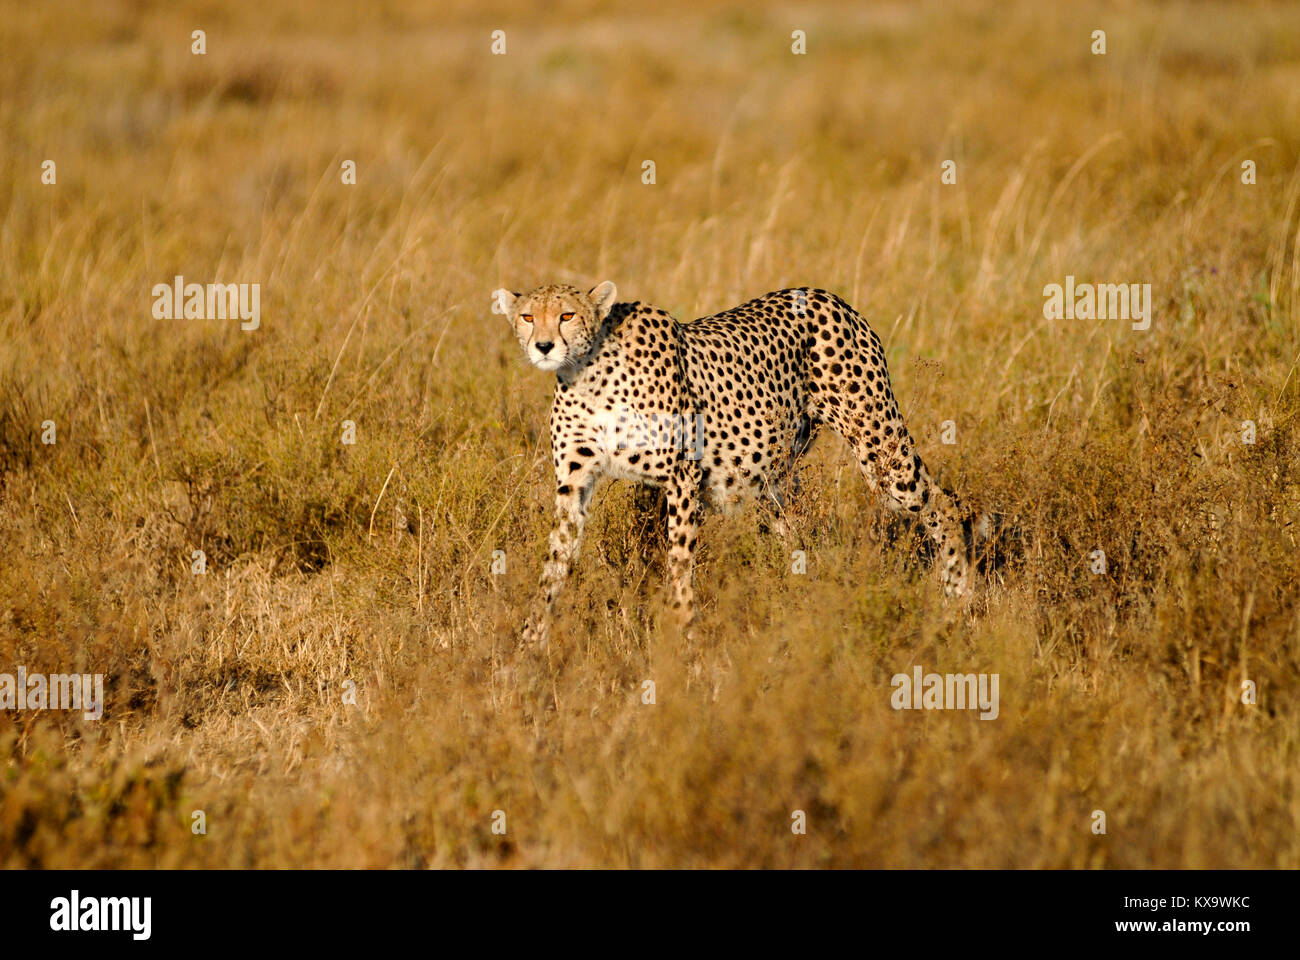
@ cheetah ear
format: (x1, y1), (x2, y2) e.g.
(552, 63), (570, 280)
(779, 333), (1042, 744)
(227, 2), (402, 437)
(492, 288), (520, 318)
(588, 281), (617, 320)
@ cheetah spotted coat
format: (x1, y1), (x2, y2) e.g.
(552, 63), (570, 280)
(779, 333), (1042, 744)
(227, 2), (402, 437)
(497, 283), (970, 644)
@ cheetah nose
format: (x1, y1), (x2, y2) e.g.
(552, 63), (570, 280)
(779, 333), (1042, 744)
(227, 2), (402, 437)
(535, 341), (554, 355)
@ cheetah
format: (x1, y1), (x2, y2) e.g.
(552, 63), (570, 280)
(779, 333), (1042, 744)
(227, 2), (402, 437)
(493, 281), (971, 645)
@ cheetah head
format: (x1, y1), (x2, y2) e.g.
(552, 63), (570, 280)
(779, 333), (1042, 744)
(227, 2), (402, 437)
(492, 281), (618, 372)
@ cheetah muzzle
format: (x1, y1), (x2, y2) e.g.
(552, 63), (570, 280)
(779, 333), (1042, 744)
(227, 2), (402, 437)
(492, 281), (972, 646)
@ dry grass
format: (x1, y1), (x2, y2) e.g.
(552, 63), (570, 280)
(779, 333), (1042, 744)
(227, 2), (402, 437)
(1, 0), (1298, 868)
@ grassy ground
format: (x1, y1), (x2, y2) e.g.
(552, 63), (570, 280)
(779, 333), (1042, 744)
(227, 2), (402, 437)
(1, 0), (1298, 868)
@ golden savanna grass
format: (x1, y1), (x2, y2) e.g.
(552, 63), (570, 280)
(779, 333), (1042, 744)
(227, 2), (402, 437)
(1, 0), (1298, 868)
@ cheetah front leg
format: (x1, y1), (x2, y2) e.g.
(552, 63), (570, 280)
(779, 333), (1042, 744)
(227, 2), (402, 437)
(663, 460), (702, 629)
(855, 433), (970, 598)
(520, 468), (597, 646)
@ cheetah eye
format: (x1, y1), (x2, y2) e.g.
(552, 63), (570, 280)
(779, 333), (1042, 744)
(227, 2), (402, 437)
(521, 314), (534, 323)
(560, 312), (575, 322)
